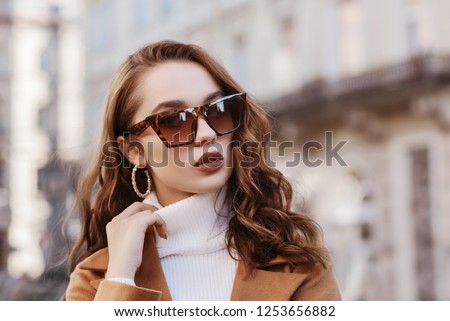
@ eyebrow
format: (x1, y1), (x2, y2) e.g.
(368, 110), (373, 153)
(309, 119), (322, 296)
(151, 90), (224, 115)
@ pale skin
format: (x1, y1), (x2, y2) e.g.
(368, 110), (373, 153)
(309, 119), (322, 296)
(106, 61), (234, 280)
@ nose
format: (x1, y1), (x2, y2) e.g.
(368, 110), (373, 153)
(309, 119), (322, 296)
(194, 115), (217, 146)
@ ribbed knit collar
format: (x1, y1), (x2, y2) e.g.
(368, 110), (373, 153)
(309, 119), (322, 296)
(143, 186), (231, 258)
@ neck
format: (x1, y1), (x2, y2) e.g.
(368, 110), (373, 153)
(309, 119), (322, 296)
(153, 183), (194, 207)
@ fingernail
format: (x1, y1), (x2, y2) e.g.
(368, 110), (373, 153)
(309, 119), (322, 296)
(163, 234), (167, 239)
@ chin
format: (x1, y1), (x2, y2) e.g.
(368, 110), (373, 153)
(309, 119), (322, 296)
(186, 181), (228, 194)
(181, 173), (230, 194)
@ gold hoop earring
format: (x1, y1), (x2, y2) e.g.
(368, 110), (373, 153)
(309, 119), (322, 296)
(132, 164), (151, 198)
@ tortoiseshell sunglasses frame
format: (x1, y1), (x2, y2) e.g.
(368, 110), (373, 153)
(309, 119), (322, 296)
(127, 92), (246, 148)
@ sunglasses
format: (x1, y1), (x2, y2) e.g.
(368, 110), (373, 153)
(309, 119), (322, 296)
(128, 92), (246, 148)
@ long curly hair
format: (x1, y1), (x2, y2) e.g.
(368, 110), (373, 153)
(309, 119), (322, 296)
(68, 40), (330, 273)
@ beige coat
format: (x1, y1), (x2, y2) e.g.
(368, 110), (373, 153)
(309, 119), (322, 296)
(65, 232), (341, 301)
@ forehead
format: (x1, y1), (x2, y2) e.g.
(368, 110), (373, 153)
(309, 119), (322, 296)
(135, 61), (220, 117)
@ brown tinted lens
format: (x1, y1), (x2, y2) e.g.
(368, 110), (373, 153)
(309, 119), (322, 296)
(158, 111), (195, 145)
(206, 96), (243, 134)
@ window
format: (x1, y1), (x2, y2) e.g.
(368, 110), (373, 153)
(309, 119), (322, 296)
(337, 0), (364, 76)
(281, 16), (295, 51)
(409, 147), (435, 300)
(270, 15), (296, 92)
(38, 105), (50, 132)
(0, 104), (7, 135)
(0, 28), (10, 76)
(0, 230), (7, 269)
(404, 0), (428, 56)
(0, 159), (5, 190)
(40, 38), (56, 76)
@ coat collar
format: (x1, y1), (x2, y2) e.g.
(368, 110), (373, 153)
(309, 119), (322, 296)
(79, 232), (308, 301)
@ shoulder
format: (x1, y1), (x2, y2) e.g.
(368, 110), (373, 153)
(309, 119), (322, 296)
(65, 249), (108, 301)
(259, 256), (342, 301)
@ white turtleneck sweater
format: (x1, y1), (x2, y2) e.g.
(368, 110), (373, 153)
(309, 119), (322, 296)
(110, 187), (238, 301)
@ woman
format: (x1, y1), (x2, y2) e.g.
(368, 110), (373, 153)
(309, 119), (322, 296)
(65, 40), (341, 301)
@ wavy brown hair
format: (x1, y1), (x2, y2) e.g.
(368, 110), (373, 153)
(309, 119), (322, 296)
(68, 40), (330, 274)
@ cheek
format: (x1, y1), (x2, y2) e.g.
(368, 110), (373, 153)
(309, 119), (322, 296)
(146, 145), (193, 173)
(149, 149), (191, 185)
(145, 135), (235, 173)
(218, 136), (234, 165)
(142, 137), (166, 165)
(168, 146), (196, 167)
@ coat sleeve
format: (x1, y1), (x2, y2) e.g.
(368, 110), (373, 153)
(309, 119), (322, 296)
(65, 264), (162, 301)
(291, 263), (342, 301)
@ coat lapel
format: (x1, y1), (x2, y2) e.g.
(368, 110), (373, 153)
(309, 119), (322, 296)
(135, 231), (172, 300)
(230, 258), (308, 300)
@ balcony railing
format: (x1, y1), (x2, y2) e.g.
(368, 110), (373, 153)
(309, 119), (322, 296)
(271, 54), (450, 116)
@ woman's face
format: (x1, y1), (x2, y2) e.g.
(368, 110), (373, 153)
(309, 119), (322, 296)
(131, 61), (234, 205)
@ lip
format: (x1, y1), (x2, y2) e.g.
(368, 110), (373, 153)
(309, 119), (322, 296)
(194, 152), (224, 172)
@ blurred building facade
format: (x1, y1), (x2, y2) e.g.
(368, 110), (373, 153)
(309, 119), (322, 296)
(83, 0), (450, 300)
(0, 0), (12, 275)
(0, 0), (84, 299)
(267, 0), (450, 301)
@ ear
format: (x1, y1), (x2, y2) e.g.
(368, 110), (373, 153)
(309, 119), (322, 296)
(117, 135), (147, 167)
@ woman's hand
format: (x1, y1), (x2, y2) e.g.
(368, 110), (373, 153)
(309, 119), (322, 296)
(105, 202), (167, 280)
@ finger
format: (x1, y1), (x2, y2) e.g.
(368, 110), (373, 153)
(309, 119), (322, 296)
(113, 202), (159, 221)
(154, 223), (167, 240)
(131, 211), (168, 238)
